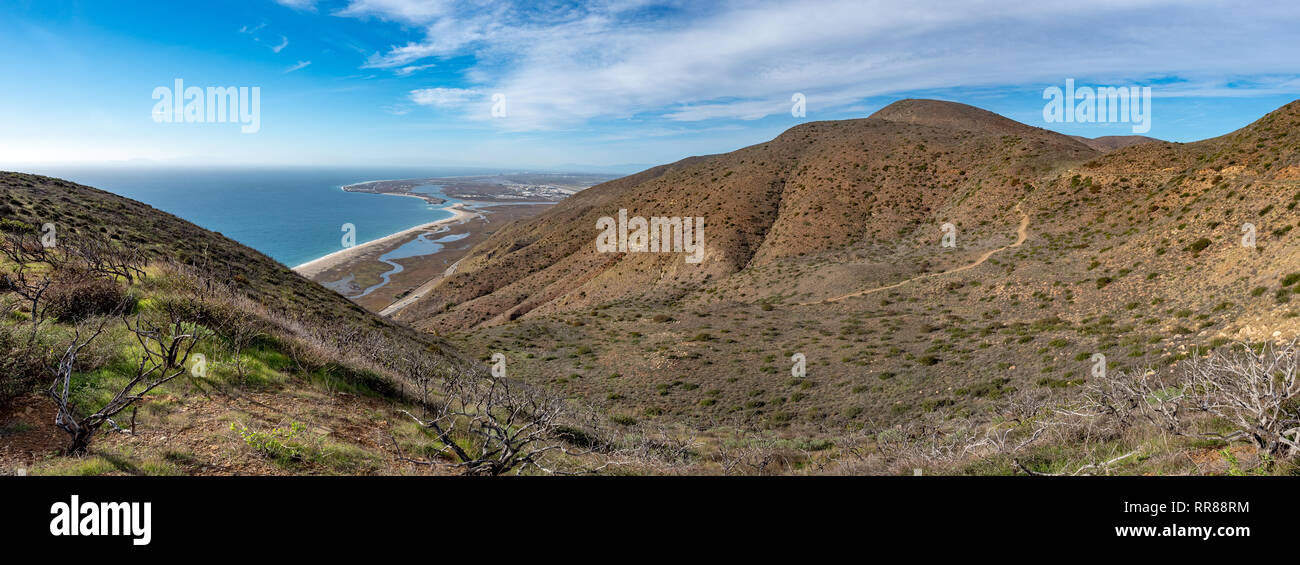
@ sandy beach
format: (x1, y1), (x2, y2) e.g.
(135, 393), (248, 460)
(292, 203), (477, 278)
(293, 200), (554, 316)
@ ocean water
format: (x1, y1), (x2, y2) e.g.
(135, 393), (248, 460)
(20, 166), (499, 267)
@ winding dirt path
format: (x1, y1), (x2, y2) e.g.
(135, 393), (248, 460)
(800, 202), (1029, 305)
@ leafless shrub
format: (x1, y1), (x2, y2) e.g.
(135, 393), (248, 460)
(1053, 364), (1180, 447)
(972, 423), (1048, 456)
(0, 310), (49, 402)
(3, 226), (141, 335)
(1182, 340), (1300, 457)
(0, 230), (56, 336)
(395, 366), (590, 475)
(201, 283), (269, 384)
(967, 388), (1053, 455)
(397, 346), (446, 415)
(873, 413), (979, 467)
(0, 224), (56, 266)
(1072, 339), (1300, 460)
(829, 395), (1055, 475)
(833, 425), (877, 463)
(64, 231), (146, 284)
(48, 303), (201, 455)
(614, 422), (698, 471)
(716, 434), (785, 476)
(1014, 448), (1139, 476)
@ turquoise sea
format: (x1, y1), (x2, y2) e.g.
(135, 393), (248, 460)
(21, 166), (501, 267)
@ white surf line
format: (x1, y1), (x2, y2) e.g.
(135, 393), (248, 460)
(340, 179), (392, 189)
(292, 204), (476, 279)
(799, 202), (1029, 306)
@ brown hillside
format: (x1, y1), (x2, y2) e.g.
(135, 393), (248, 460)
(400, 100), (1099, 332)
(398, 99), (1300, 440)
(1068, 135), (1162, 152)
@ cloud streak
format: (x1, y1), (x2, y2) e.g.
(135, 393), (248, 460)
(335, 0), (1300, 130)
(393, 63), (436, 77)
(409, 87), (481, 107)
(274, 0), (317, 10)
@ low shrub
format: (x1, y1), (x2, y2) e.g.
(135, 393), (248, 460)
(0, 326), (48, 402)
(46, 277), (134, 322)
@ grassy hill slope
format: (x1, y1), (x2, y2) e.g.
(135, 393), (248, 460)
(0, 173), (599, 475)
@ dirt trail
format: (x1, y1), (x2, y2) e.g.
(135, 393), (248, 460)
(801, 203), (1029, 305)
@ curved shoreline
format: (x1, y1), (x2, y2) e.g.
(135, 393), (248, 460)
(291, 203), (477, 278)
(342, 179), (447, 206)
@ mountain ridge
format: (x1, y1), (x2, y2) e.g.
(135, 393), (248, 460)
(404, 98), (1300, 444)
(7, 98), (1300, 475)
(398, 99), (1102, 331)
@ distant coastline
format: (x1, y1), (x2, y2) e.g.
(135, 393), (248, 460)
(295, 172), (609, 276)
(293, 197), (555, 316)
(292, 172), (604, 314)
(25, 166), (501, 267)
(342, 179), (447, 206)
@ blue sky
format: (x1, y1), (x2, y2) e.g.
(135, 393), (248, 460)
(3, 0), (1300, 172)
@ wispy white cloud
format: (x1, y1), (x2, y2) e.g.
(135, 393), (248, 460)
(285, 60), (313, 73)
(240, 23), (289, 54)
(409, 87), (481, 107)
(382, 104), (412, 115)
(393, 63), (436, 77)
(334, 0), (1300, 130)
(274, 0), (317, 10)
(338, 0), (457, 24)
(1145, 77), (1300, 98)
